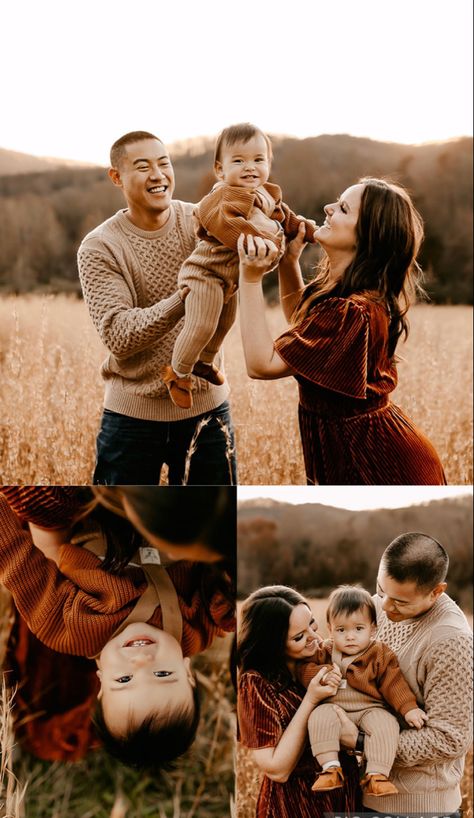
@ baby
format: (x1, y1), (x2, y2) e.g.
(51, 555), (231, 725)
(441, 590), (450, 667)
(0, 492), (234, 770)
(296, 585), (427, 797)
(161, 122), (316, 408)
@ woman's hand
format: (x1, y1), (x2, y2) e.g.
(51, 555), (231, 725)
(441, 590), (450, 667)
(238, 234), (279, 284)
(306, 666), (341, 705)
(333, 704), (358, 749)
(278, 220), (315, 320)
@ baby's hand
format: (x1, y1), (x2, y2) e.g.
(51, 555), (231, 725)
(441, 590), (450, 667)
(321, 663), (342, 688)
(298, 216), (318, 243)
(405, 707), (428, 729)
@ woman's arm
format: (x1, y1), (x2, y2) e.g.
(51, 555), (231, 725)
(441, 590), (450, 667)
(238, 234), (293, 380)
(252, 668), (340, 782)
(278, 221), (308, 321)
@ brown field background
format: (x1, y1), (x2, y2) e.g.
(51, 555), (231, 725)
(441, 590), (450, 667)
(0, 296), (472, 485)
(236, 599), (473, 818)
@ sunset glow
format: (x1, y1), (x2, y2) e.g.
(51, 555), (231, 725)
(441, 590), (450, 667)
(2, 0), (472, 164)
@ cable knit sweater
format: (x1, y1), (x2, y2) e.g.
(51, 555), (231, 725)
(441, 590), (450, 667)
(77, 203), (229, 421)
(360, 593), (473, 814)
(0, 494), (235, 658)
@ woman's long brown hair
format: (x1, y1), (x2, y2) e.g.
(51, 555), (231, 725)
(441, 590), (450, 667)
(291, 178), (426, 358)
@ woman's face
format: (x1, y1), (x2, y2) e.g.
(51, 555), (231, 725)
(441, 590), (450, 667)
(315, 183), (364, 255)
(285, 604), (320, 660)
(122, 495), (222, 562)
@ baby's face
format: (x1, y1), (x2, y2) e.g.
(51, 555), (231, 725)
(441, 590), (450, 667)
(328, 609), (376, 656)
(96, 623), (195, 735)
(215, 133), (270, 189)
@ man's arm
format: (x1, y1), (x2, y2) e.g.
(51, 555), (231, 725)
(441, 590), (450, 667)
(395, 634), (473, 767)
(77, 242), (185, 358)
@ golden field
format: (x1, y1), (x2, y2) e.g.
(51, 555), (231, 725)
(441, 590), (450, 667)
(0, 296), (472, 484)
(236, 599), (473, 818)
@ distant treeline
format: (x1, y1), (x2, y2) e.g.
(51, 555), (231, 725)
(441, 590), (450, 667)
(237, 495), (473, 611)
(0, 134), (472, 301)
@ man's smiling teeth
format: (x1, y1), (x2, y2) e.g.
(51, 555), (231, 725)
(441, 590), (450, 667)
(149, 186), (166, 193)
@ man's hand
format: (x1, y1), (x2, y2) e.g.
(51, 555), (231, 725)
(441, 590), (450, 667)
(179, 286), (190, 302)
(333, 704), (358, 749)
(405, 707), (428, 729)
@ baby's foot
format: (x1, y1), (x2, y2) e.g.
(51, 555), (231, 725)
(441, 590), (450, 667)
(161, 365), (193, 409)
(361, 773), (399, 796)
(311, 766), (344, 791)
(192, 361), (225, 385)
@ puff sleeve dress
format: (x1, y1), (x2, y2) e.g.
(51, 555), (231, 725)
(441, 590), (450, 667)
(237, 670), (360, 818)
(274, 294), (446, 485)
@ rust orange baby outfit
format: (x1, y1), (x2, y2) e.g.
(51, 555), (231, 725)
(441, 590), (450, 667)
(172, 181), (315, 376)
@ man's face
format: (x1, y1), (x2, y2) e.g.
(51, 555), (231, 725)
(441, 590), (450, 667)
(96, 623), (195, 735)
(376, 565), (446, 622)
(109, 138), (175, 227)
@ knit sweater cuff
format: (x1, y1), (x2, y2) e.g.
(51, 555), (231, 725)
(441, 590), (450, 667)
(162, 290), (185, 319)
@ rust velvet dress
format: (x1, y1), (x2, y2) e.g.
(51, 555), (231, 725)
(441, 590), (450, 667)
(274, 293), (446, 485)
(238, 670), (360, 818)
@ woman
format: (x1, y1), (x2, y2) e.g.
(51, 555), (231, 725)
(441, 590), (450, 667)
(237, 585), (360, 818)
(238, 177), (446, 485)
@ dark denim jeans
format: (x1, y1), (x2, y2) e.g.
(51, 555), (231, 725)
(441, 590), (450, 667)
(93, 401), (237, 485)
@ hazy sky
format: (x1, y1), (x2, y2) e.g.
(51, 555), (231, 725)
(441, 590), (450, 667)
(237, 486), (472, 510)
(2, 0), (472, 164)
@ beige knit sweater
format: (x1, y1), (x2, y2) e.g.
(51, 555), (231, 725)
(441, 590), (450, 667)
(77, 203), (229, 421)
(362, 593), (473, 813)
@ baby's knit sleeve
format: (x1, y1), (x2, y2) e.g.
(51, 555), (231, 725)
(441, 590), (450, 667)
(376, 644), (418, 717)
(278, 201), (316, 243)
(197, 185), (279, 250)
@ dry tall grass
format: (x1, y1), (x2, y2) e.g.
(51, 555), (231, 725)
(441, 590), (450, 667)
(0, 296), (472, 484)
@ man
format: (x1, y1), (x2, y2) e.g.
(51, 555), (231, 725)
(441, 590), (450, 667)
(336, 532), (472, 817)
(77, 131), (236, 484)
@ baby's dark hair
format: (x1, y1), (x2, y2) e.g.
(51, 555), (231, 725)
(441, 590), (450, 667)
(326, 585), (377, 625)
(214, 122), (273, 165)
(93, 683), (200, 773)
